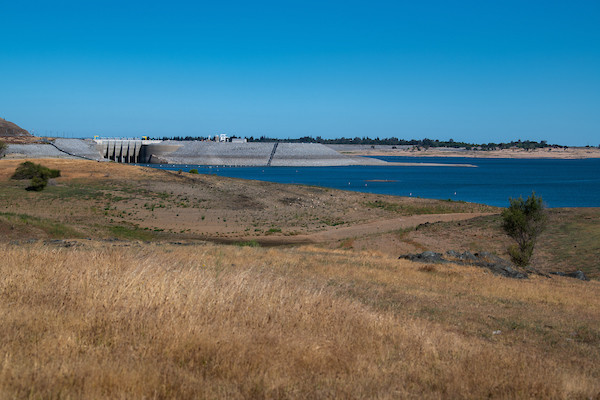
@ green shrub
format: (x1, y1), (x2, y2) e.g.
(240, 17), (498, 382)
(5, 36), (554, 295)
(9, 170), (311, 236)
(0, 140), (6, 156)
(11, 161), (61, 192)
(501, 192), (546, 267)
(12, 161), (60, 180)
(189, 169), (199, 174)
(27, 176), (49, 191)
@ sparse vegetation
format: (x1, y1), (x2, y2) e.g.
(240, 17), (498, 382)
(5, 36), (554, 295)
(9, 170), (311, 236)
(108, 225), (154, 241)
(365, 199), (492, 215)
(502, 193), (547, 267)
(0, 140), (6, 156)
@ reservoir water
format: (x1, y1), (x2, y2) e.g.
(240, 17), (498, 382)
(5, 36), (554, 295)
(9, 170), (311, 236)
(140, 156), (600, 208)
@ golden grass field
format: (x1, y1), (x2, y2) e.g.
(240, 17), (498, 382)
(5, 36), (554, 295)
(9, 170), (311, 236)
(0, 159), (599, 398)
(1, 242), (599, 398)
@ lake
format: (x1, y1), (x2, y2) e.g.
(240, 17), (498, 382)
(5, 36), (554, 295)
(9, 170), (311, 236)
(138, 156), (600, 208)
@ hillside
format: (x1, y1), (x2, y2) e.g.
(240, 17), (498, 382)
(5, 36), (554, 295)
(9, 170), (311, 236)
(0, 158), (598, 397)
(0, 118), (30, 137)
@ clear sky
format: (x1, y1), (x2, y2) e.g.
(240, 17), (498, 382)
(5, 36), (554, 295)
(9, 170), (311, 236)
(1, 0), (599, 145)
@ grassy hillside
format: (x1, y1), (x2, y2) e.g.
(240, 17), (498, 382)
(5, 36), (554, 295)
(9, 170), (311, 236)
(0, 242), (598, 398)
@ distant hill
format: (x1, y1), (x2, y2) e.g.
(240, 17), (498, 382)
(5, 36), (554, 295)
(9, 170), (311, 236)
(0, 118), (31, 137)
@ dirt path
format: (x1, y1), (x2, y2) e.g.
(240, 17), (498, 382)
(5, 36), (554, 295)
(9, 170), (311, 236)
(228, 212), (496, 246)
(308, 212), (496, 241)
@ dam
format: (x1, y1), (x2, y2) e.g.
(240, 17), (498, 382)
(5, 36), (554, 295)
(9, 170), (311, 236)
(5, 138), (391, 166)
(93, 139), (183, 163)
(90, 139), (382, 166)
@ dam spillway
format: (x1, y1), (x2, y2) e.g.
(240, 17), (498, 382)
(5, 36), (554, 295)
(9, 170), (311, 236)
(94, 139), (183, 163)
(100, 140), (142, 163)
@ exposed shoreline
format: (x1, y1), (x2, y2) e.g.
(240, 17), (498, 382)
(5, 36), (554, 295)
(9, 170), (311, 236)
(330, 145), (600, 159)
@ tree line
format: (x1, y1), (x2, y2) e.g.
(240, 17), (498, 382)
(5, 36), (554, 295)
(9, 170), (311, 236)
(161, 135), (566, 150)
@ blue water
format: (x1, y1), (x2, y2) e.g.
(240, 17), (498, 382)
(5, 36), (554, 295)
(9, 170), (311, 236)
(138, 157), (600, 208)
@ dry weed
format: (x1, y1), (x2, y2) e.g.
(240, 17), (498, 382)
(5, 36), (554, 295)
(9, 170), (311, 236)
(0, 243), (598, 398)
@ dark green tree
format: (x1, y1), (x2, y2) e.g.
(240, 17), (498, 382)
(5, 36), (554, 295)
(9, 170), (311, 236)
(11, 161), (61, 191)
(501, 192), (546, 267)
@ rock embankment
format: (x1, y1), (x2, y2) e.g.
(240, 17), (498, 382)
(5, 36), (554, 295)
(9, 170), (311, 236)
(270, 143), (370, 166)
(4, 144), (73, 159)
(3, 139), (103, 160)
(158, 141), (389, 166)
(52, 139), (103, 160)
(163, 142), (274, 165)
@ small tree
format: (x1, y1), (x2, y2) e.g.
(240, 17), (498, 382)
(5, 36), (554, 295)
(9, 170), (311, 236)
(501, 192), (546, 267)
(11, 161), (61, 191)
(0, 140), (6, 157)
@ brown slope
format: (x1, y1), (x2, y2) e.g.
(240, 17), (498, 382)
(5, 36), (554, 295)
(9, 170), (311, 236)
(0, 118), (31, 137)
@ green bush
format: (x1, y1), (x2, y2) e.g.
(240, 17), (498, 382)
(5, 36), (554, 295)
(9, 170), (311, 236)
(189, 169), (199, 174)
(11, 161), (61, 192)
(12, 161), (61, 180)
(501, 192), (546, 267)
(27, 176), (49, 191)
(0, 140), (6, 156)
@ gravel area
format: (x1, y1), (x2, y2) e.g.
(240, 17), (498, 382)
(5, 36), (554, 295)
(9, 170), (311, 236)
(5, 144), (75, 158)
(53, 139), (103, 160)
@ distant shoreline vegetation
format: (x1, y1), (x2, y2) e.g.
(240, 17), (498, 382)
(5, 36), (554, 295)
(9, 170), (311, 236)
(161, 136), (570, 151)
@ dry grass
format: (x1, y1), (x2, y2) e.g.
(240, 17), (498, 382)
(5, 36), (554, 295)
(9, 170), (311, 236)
(1, 242), (598, 398)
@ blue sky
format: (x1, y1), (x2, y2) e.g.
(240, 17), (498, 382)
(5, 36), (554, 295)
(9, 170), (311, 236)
(1, 0), (599, 145)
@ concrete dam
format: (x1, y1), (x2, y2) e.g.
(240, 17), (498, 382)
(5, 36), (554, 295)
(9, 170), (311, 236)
(94, 139), (183, 164)
(89, 139), (385, 166)
(6, 138), (389, 166)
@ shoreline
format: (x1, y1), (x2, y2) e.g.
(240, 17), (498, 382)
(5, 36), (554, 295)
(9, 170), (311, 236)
(335, 147), (600, 159)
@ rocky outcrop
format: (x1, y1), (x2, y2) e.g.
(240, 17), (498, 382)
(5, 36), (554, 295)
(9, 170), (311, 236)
(549, 270), (588, 281)
(400, 250), (528, 279)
